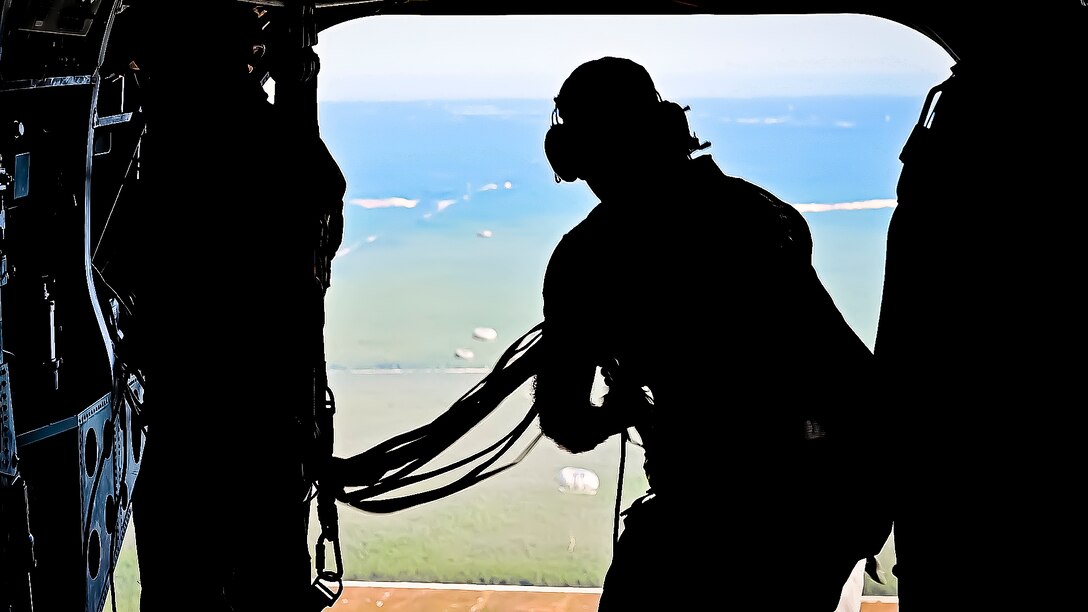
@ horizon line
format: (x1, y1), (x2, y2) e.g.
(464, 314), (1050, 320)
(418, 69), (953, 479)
(314, 92), (933, 103)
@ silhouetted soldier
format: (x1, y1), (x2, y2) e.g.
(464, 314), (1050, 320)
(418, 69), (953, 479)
(532, 56), (890, 610)
(115, 3), (346, 611)
(874, 16), (1085, 607)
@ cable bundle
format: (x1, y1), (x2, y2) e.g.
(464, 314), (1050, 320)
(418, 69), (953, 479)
(329, 322), (546, 513)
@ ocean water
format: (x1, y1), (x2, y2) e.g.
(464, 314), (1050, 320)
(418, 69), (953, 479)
(318, 95), (922, 370)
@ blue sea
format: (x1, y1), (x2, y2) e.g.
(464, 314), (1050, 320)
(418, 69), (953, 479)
(317, 95), (924, 371)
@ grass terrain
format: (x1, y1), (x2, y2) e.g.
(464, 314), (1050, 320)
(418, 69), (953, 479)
(105, 370), (897, 611)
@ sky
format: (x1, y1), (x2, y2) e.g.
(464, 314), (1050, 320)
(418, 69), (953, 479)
(310, 14), (956, 101)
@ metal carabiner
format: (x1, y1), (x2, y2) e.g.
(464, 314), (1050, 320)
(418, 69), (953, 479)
(309, 487), (343, 609)
(309, 530), (343, 609)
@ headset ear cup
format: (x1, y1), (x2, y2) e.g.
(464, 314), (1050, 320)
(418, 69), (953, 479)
(545, 123), (581, 182)
(654, 101), (697, 156)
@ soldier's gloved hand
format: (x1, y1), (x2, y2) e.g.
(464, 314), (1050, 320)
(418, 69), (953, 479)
(538, 403), (615, 454)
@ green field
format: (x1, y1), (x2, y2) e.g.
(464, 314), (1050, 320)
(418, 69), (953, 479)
(107, 370), (897, 611)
